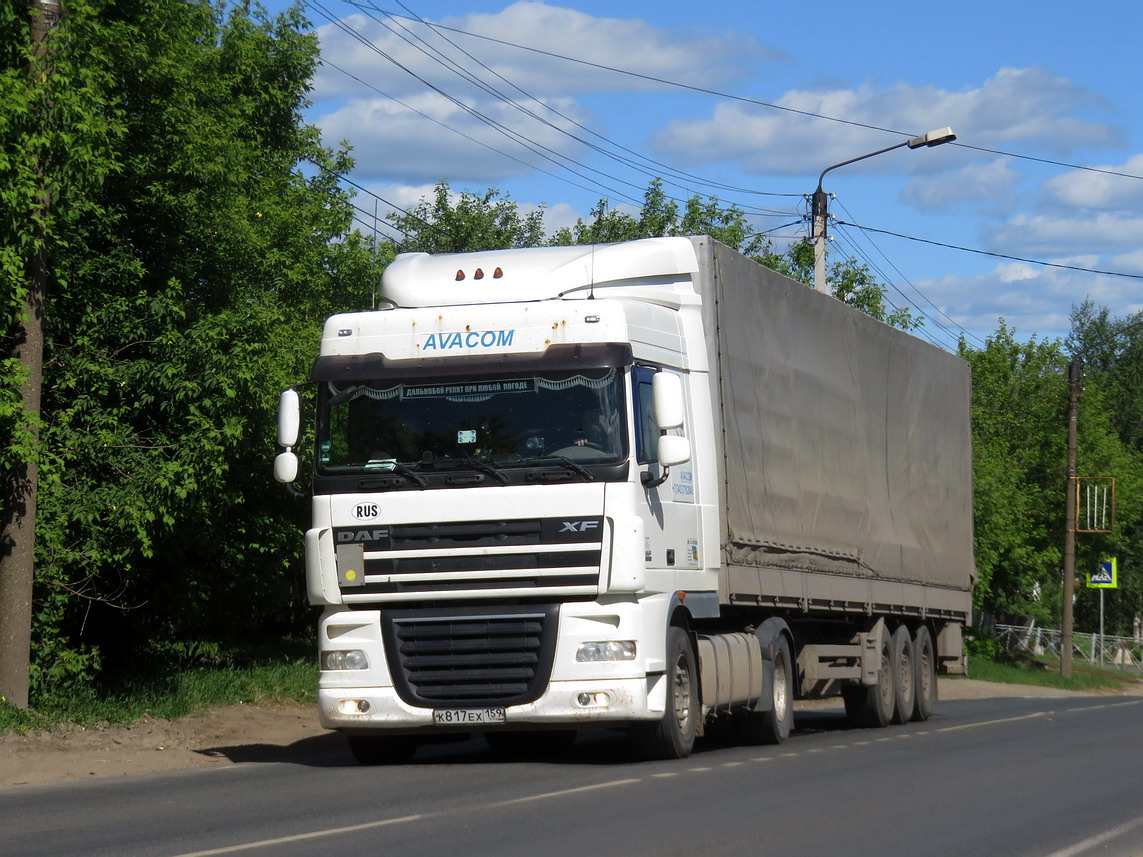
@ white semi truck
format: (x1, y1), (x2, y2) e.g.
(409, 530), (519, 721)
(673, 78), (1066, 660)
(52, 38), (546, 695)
(274, 236), (974, 763)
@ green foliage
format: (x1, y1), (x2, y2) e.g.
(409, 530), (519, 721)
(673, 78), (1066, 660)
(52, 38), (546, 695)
(1066, 304), (1143, 636)
(958, 324), (1067, 620)
(751, 238), (921, 330)
(2, 0), (381, 694)
(389, 181), (547, 254)
(1, 650), (316, 734)
(548, 178), (755, 251)
(959, 312), (1143, 631)
(963, 653), (1140, 693)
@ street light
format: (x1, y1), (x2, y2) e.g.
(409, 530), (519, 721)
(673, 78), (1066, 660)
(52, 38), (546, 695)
(811, 126), (956, 293)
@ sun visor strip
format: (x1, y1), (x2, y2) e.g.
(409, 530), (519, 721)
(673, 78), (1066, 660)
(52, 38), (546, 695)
(311, 342), (634, 382)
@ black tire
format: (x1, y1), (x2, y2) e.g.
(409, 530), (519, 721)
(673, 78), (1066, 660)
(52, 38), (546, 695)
(842, 631), (895, 728)
(630, 625), (698, 760)
(891, 625), (915, 725)
(485, 730), (577, 757)
(912, 625), (937, 721)
(737, 635), (793, 745)
(346, 733), (418, 765)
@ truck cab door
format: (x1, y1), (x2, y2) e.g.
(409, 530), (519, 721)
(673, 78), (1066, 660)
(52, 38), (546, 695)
(632, 366), (701, 581)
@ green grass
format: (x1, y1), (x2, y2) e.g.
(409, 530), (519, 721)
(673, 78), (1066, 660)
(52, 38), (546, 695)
(963, 653), (1143, 694)
(0, 657), (317, 736)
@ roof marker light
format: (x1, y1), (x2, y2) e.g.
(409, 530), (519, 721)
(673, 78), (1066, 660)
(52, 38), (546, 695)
(455, 270), (465, 281)
(474, 268), (485, 280)
(493, 267), (503, 278)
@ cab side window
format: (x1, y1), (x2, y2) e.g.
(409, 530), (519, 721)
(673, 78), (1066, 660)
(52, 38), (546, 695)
(632, 366), (659, 465)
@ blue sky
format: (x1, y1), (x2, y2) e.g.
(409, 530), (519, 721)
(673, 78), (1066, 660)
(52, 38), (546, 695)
(270, 0), (1143, 351)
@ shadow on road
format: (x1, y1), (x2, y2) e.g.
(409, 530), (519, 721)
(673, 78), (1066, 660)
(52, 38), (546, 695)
(195, 706), (857, 770)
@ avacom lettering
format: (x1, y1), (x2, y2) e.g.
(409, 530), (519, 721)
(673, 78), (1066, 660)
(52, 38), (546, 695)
(421, 330), (515, 351)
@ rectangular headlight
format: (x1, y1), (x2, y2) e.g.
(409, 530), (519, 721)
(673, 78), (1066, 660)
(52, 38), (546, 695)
(576, 641), (637, 662)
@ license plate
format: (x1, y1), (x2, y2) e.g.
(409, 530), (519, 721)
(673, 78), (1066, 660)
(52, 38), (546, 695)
(433, 707), (506, 725)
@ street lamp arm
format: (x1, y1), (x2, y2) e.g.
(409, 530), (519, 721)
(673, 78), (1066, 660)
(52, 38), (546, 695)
(816, 140), (909, 192)
(809, 126), (956, 295)
(814, 127), (957, 191)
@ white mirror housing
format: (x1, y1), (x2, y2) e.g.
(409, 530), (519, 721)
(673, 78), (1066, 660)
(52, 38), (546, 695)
(278, 389), (301, 448)
(652, 373), (684, 430)
(657, 434), (690, 469)
(274, 451), (299, 484)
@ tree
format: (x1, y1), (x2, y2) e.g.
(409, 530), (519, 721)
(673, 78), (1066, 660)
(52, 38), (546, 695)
(752, 239), (920, 331)
(1, 0), (122, 708)
(388, 182), (546, 255)
(3, 0), (381, 698)
(1065, 304), (1143, 635)
(958, 325), (1068, 622)
(548, 178), (754, 251)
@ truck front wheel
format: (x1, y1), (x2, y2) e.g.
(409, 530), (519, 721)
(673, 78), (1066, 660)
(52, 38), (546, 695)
(630, 626), (698, 760)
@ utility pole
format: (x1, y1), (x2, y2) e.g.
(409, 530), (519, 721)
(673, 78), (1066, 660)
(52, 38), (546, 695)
(1060, 359), (1082, 680)
(0, 0), (60, 710)
(811, 187), (829, 294)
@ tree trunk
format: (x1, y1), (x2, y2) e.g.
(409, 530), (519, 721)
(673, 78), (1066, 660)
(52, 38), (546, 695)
(0, 0), (59, 711)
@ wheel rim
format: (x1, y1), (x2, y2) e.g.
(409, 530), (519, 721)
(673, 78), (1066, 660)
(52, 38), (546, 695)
(672, 653), (692, 730)
(919, 643), (933, 700)
(879, 644), (893, 709)
(772, 654), (789, 721)
(899, 646), (913, 702)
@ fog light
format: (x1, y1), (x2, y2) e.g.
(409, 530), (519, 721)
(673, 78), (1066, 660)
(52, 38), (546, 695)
(574, 691), (611, 708)
(576, 641), (637, 662)
(338, 698), (371, 715)
(322, 649), (369, 671)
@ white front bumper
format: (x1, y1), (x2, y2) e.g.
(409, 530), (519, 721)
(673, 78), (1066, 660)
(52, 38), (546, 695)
(318, 675), (664, 732)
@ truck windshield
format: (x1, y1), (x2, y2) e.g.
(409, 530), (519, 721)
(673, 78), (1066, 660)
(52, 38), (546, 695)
(316, 367), (628, 478)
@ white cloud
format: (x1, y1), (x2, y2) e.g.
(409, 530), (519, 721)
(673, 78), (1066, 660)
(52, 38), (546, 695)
(651, 67), (1119, 177)
(989, 212), (1143, 256)
(319, 92), (590, 182)
(901, 159), (1020, 210)
(1043, 154), (1143, 210)
(916, 261), (1142, 343)
(312, 3), (770, 101)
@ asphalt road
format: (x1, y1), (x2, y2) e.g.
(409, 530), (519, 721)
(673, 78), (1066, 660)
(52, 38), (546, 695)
(5, 695), (1143, 857)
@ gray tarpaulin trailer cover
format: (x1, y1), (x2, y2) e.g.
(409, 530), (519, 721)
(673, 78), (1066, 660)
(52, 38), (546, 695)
(691, 237), (974, 617)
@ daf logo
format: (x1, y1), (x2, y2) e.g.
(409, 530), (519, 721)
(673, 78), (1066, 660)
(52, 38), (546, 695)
(560, 520), (600, 533)
(336, 529), (388, 543)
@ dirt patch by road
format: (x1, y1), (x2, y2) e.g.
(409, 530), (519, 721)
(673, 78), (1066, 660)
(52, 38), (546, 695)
(3, 677), (1140, 789)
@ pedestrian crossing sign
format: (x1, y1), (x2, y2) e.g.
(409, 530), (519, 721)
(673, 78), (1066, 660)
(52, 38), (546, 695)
(1088, 557), (1118, 589)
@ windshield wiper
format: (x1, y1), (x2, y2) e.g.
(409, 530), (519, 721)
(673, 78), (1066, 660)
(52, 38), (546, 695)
(383, 461), (428, 488)
(534, 455), (594, 481)
(460, 456), (510, 484)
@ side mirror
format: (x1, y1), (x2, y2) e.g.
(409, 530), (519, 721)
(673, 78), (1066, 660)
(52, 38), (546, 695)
(652, 373), (684, 430)
(274, 451), (299, 484)
(278, 389), (300, 448)
(657, 434), (690, 468)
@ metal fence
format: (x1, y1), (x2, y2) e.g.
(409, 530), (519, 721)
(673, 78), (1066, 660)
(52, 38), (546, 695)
(995, 624), (1143, 673)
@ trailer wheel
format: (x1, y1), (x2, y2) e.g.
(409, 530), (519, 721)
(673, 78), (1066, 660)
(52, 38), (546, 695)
(346, 734), (418, 765)
(842, 632), (895, 728)
(736, 634), (793, 745)
(912, 626), (937, 721)
(890, 625), (915, 725)
(630, 625), (697, 760)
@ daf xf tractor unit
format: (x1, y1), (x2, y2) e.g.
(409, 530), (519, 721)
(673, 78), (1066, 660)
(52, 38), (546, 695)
(273, 235), (974, 763)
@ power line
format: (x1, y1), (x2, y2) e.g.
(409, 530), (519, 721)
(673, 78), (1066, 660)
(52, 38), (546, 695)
(347, 2), (1143, 186)
(836, 221), (1143, 280)
(830, 197), (985, 347)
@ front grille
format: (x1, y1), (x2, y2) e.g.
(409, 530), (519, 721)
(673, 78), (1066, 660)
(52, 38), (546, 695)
(334, 516), (604, 598)
(382, 605), (558, 708)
